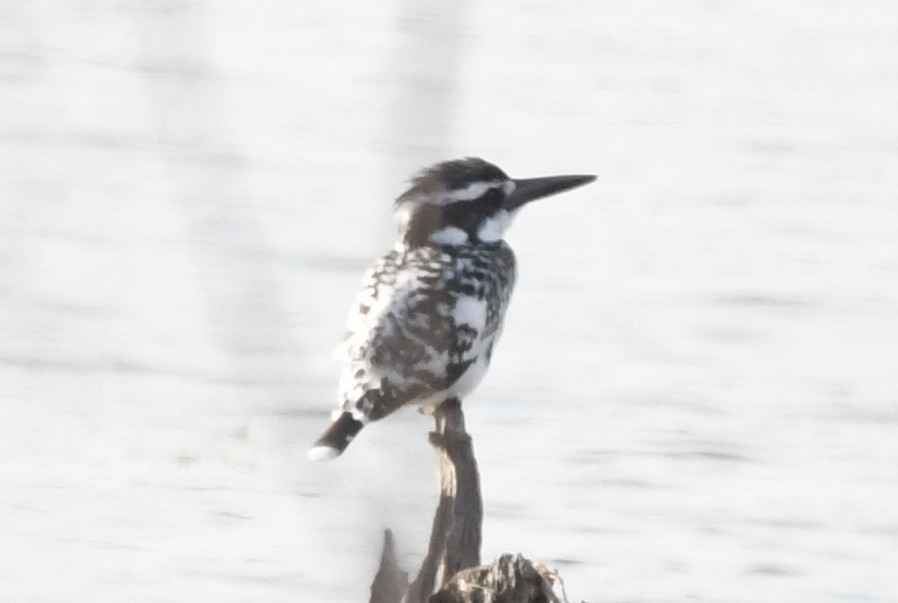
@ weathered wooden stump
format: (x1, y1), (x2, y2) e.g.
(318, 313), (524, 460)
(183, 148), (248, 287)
(430, 554), (567, 603)
(369, 398), (568, 603)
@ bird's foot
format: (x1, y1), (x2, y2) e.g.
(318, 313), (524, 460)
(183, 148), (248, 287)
(428, 430), (470, 449)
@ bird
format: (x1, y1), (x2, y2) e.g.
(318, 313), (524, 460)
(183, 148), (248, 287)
(308, 157), (596, 460)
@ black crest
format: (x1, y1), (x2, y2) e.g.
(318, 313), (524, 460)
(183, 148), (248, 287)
(396, 157), (509, 204)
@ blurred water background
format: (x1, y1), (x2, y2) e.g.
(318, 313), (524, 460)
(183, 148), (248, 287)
(2, 1), (897, 601)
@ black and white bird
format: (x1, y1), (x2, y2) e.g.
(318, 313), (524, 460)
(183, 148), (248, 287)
(308, 158), (595, 460)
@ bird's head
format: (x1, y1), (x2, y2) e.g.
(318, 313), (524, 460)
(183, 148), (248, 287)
(394, 157), (596, 248)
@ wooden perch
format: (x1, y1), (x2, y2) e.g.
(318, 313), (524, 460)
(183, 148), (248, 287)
(369, 397), (482, 603)
(369, 398), (569, 603)
(406, 397), (482, 603)
(369, 529), (408, 603)
(430, 554), (567, 603)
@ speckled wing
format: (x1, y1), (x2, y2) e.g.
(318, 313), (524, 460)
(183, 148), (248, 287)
(339, 244), (515, 421)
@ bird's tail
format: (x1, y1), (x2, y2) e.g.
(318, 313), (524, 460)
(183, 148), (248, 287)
(307, 411), (365, 461)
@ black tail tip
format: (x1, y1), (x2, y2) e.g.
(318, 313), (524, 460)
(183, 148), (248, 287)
(307, 411), (365, 461)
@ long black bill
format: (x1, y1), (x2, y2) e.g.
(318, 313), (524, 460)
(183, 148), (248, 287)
(504, 173), (597, 212)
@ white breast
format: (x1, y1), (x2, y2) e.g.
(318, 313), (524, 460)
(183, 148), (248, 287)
(447, 352), (491, 400)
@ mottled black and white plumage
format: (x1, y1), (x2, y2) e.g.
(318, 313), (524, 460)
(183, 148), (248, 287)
(308, 158), (595, 460)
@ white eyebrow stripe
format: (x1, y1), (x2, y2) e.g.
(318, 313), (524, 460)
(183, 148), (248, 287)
(445, 181), (504, 202)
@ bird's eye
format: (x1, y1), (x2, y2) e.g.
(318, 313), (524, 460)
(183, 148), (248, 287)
(479, 187), (504, 209)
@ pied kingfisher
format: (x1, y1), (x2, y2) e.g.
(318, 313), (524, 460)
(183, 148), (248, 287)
(308, 158), (595, 460)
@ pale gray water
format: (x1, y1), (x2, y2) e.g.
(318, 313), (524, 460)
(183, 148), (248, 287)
(2, 1), (897, 602)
